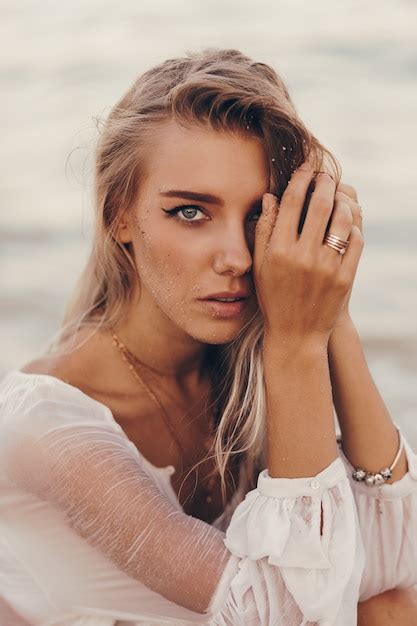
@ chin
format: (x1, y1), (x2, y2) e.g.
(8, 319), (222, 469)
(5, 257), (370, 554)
(188, 317), (254, 346)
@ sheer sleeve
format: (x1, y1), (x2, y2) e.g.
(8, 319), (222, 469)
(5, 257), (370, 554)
(0, 373), (364, 625)
(337, 429), (417, 602)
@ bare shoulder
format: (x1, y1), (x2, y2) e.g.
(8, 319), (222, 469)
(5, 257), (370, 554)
(18, 327), (147, 415)
(19, 327), (106, 390)
(20, 356), (62, 376)
(15, 328), (168, 469)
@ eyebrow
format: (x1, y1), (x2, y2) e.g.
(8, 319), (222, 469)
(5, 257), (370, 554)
(159, 189), (264, 208)
(159, 189), (225, 206)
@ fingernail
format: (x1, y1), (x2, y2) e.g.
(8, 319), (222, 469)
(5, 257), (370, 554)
(299, 161), (313, 171)
(263, 193), (277, 211)
(317, 171), (335, 182)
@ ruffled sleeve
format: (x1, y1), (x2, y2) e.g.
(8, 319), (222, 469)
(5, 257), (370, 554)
(337, 428), (417, 602)
(216, 456), (365, 625)
(0, 372), (364, 626)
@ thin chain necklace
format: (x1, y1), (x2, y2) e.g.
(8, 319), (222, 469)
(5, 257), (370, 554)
(109, 329), (218, 505)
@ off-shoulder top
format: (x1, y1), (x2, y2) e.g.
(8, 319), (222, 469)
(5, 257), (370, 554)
(1, 370), (417, 625)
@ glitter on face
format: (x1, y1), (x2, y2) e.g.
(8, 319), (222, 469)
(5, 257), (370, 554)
(124, 120), (267, 346)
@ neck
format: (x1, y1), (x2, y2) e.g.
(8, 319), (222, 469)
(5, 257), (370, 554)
(110, 293), (217, 398)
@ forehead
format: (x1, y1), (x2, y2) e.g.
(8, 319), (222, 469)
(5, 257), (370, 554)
(143, 119), (270, 199)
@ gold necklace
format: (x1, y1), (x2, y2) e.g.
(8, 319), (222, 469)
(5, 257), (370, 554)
(109, 329), (218, 505)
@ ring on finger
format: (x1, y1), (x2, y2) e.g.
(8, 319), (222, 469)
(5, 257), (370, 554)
(323, 232), (350, 255)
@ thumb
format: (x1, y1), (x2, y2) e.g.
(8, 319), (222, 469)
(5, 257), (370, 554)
(254, 193), (279, 271)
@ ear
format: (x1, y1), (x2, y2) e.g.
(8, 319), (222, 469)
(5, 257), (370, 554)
(115, 213), (133, 244)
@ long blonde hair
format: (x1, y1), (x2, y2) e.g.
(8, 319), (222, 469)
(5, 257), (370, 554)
(44, 47), (341, 504)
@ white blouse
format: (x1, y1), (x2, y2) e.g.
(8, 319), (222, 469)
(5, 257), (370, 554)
(0, 370), (416, 626)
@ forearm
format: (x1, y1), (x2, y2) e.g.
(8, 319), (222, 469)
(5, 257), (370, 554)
(358, 587), (417, 626)
(328, 319), (408, 483)
(263, 337), (339, 478)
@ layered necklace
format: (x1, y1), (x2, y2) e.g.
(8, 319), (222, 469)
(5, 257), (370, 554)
(109, 329), (220, 514)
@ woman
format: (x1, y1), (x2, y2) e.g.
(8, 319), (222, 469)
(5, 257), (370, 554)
(0, 47), (416, 625)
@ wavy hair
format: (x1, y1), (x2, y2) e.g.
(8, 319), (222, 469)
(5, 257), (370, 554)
(44, 47), (341, 506)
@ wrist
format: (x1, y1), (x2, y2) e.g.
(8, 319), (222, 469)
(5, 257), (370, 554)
(329, 316), (358, 346)
(262, 333), (329, 365)
(332, 313), (355, 333)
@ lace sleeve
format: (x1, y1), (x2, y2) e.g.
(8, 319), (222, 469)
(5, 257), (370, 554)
(0, 374), (363, 625)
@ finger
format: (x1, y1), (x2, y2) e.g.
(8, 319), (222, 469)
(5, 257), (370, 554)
(338, 224), (364, 286)
(254, 193), (279, 270)
(337, 181), (358, 203)
(299, 172), (337, 249)
(322, 198), (353, 261)
(269, 162), (316, 247)
(335, 190), (363, 234)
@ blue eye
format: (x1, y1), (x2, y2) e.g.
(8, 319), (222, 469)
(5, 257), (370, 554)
(162, 205), (205, 225)
(161, 205), (262, 226)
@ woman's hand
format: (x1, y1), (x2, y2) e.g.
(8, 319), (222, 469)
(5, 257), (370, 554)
(332, 182), (364, 329)
(254, 164), (364, 349)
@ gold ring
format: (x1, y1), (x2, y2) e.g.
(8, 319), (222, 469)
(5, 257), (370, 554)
(323, 233), (350, 255)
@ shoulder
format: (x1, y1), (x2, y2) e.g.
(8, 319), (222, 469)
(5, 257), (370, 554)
(18, 325), (139, 404)
(7, 326), (110, 407)
(0, 326), (148, 434)
(19, 325), (103, 385)
(0, 335), (115, 435)
(0, 369), (112, 432)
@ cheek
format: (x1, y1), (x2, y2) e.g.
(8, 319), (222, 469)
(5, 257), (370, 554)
(133, 223), (204, 303)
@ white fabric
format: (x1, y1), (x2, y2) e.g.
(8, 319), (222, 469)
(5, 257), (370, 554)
(0, 369), (416, 626)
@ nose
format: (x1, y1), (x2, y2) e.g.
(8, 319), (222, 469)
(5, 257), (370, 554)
(212, 221), (253, 276)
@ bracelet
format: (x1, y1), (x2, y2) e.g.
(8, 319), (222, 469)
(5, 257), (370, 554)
(336, 426), (403, 486)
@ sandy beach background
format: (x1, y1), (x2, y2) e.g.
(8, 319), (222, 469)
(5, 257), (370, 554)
(1, 0), (416, 447)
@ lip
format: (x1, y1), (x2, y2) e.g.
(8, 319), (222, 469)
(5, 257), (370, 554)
(198, 298), (249, 318)
(199, 290), (250, 299)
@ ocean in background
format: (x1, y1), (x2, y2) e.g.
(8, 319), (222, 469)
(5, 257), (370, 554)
(1, 0), (416, 445)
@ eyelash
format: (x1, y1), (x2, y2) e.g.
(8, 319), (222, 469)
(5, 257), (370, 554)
(162, 205), (262, 226)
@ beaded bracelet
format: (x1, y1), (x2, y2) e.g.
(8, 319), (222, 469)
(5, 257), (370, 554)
(336, 426), (403, 486)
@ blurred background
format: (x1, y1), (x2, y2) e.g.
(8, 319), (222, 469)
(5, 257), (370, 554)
(1, 0), (416, 445)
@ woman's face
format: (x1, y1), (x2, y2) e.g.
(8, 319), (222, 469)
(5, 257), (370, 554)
(122, 119), (270, 345)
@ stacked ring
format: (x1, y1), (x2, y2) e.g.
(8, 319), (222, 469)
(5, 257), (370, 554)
(323, 233), (350, 255)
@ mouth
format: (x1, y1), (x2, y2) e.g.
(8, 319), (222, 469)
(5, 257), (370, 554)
(198, 297), (249, 318)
